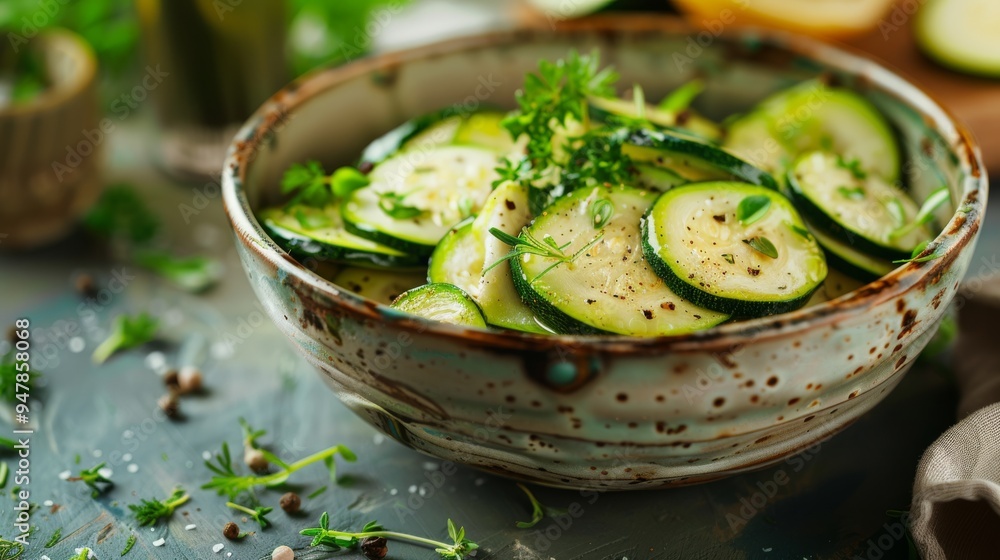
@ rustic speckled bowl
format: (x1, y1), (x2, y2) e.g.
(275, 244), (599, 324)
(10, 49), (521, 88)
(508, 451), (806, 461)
(222, 16), (986, 489)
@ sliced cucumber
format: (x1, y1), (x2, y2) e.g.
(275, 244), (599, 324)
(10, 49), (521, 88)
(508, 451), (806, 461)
(428, 184), (547, 334)
(787, 151), (928, 261)
(260, 204), (424, 269)
(623, 129), (778, 190)
(723, 81), (900, 182)
(428, 218), (481, 295)
(642, 183), (827, 317)
(806, 219), (895, 283)
(343, 146), (499, 254)
(390, 283), (487, 328)
(511, 185), (729, 336)
(360, 109), (514, 166)
(332, 267), (427, 305)
(916, 0), (1000, 77)
(587, 96), (722, 142)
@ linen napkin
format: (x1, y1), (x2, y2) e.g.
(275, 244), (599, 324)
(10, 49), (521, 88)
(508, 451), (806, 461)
(911, 277), (1000, 559)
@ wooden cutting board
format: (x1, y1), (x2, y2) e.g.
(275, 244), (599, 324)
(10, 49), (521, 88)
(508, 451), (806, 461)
(843, 16), (1000, 171)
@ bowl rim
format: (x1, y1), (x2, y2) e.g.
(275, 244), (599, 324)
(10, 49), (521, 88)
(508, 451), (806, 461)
(222, 14), (987, 354)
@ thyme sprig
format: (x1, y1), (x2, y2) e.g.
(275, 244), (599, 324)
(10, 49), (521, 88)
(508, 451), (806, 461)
(301, 513), (478, 560)
(226, 502), (273, 529)
(67, 462), (113, 498)
(128, 487), (190, 526)
(484, 227), (604, 283)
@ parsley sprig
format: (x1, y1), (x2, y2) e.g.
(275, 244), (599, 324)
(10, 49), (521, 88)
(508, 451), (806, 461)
(68, 463), (113, 498)
(203, 439), (356, 502)
(129, 487), (190, 526)
(502, 50), (618, 182)
(515, 483), (567, 529)
(301, 513), (478, 560)
(484, 227), (604, 283)
(92, 313), (159, 364)
(281, 161), (370, 208)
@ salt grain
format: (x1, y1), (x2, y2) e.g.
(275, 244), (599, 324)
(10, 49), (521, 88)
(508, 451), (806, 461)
(202, 451), (212, 461)
(373, 433), (385, 445)
(153, 538), (165, 547)
(58, 470), (72, 480)
(185, 524), (197, 531)
(43, 500), (53, 507)
(98, 467), (113, 479)
(123, 453), (132, 462)
(212, 543), (225, 553)
(389, 488), (398, 495)
(408, 484), (417, 493)
(127, 464), (139, 473)
(73, 549), (95, 559)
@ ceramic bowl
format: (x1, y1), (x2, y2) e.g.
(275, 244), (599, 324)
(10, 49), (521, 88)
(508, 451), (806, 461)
(0, 29), (102, 250)
(222, 16), (986, 490)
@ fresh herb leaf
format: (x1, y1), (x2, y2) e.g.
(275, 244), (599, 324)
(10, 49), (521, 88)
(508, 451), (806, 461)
(0, 350), (38, 404)
(590, 198), (615, 229)
(129, 487), (189, 526)
(121, 533), (136, 557)
(743, 236), (779, 259)
(91, 313), (159, 364)
(836, 186), (866, 201)
(83, 184), (160, 244)
(202, 422), (356, 502)
(788, 223), (813, 240)
(227, 502), (273, 529)
(70, 547), (91, 560)
(722, 253), (735, 264)
(893, 240), (941, 264)
(483, 227), (603, 284)
(0, 536), (23, 559)
(457, 196), (475, 220)
(331, 166), (370, 198)
(736, 195), (771, 226)
(135, 250), (219, 293)
(658, 79), (705, 113)
(68, 462), (113, 498)
(492, 157), (533, 190)
(282, 161), (335, 208)
(835, 154), (867, 180)
(301, 514), (479, 559)
(890, 186), (949, 240)
(307, 486), (328, 499)
(0, 463), (7, 490)
(513, 483), (566, 529)
(44, 527), (61, 548)
(631, 84), (647, 120)
(378, 192), (425, 219)
(293, 208), (333, 230)
(502, 50), (618, 184)
(560, 131), (636, 193)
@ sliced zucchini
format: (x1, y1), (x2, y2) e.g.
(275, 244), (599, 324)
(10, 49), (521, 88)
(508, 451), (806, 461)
(806, 219), (895, 283)
(390, 283), (487, 328)
(787, 151), (928, 261)
(916, 0), (1000, 77)
(511, 185), (729, 336)
(332, 267), (427, 305)
(804, 267), (865, 308)
(360, 109), (514, 166)
(623, 129), (778, 190)
(428, 218), (481, 295)
(642, 182), (827, 317)
(259, 204), (424, 269)
(429, 184), (547, 334)
(634, 163), (689, 192)
(475, 182), (549, 334)
(342, 146), (499, 255)
(588, 95), (722, 142)
(723, 81), (900, 182)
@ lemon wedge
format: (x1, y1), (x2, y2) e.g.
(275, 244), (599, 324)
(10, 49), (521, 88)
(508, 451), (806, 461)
(672, 0), (896, 39)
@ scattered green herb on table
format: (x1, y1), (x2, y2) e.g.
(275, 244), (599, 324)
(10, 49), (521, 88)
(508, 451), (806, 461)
(92, 313), (159, 364)
(121, 533), (136, 556)
(301, 513), (479, 560)
(515, 483), (568, 529)
(68, 463), (113, 498)
(134, 251), (220, 293)
(44, 527), (60, 548)
(84, 185), (160, 244)
(129, 487), (190, 526)
(226, 502), (273, 529)
(0, 351), (36, 404)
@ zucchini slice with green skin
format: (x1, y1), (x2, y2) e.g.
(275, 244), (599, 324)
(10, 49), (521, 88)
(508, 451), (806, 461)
(259, 205), (424, 269)
(342, 146), (500, 255)
(429, 184), (548, 334)
(623, 129), (779, 190)
(723, 81), (900, 182)
(390, 283), (487, 328)
(634, 163), (689, 192)
(587, 96), (723, 142)
(787, 151), (928, 261)
(428, 218), (481, 295)
(332, 267), (427, 305)
(806, 219), (895, 283)
(359, 109), (514, 166)
(642, 182), (827, 317)
(916, 0), (1000, 78)
(511, 185), (729, 336)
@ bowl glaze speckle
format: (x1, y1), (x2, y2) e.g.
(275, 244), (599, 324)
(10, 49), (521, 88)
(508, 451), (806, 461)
(222, 16), (986, 490)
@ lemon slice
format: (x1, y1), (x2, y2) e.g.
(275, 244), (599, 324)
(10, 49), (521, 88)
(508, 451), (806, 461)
(525, 0), (614, 19)
(672, 0), (896, 39)
(916, 0), (1000, 77)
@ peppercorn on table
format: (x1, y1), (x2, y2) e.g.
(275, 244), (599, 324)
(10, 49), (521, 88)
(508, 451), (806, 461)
(0, 116), (986, 559)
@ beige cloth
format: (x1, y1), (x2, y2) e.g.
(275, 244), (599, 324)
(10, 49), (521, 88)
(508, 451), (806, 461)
(912, 281), (1000, 559)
